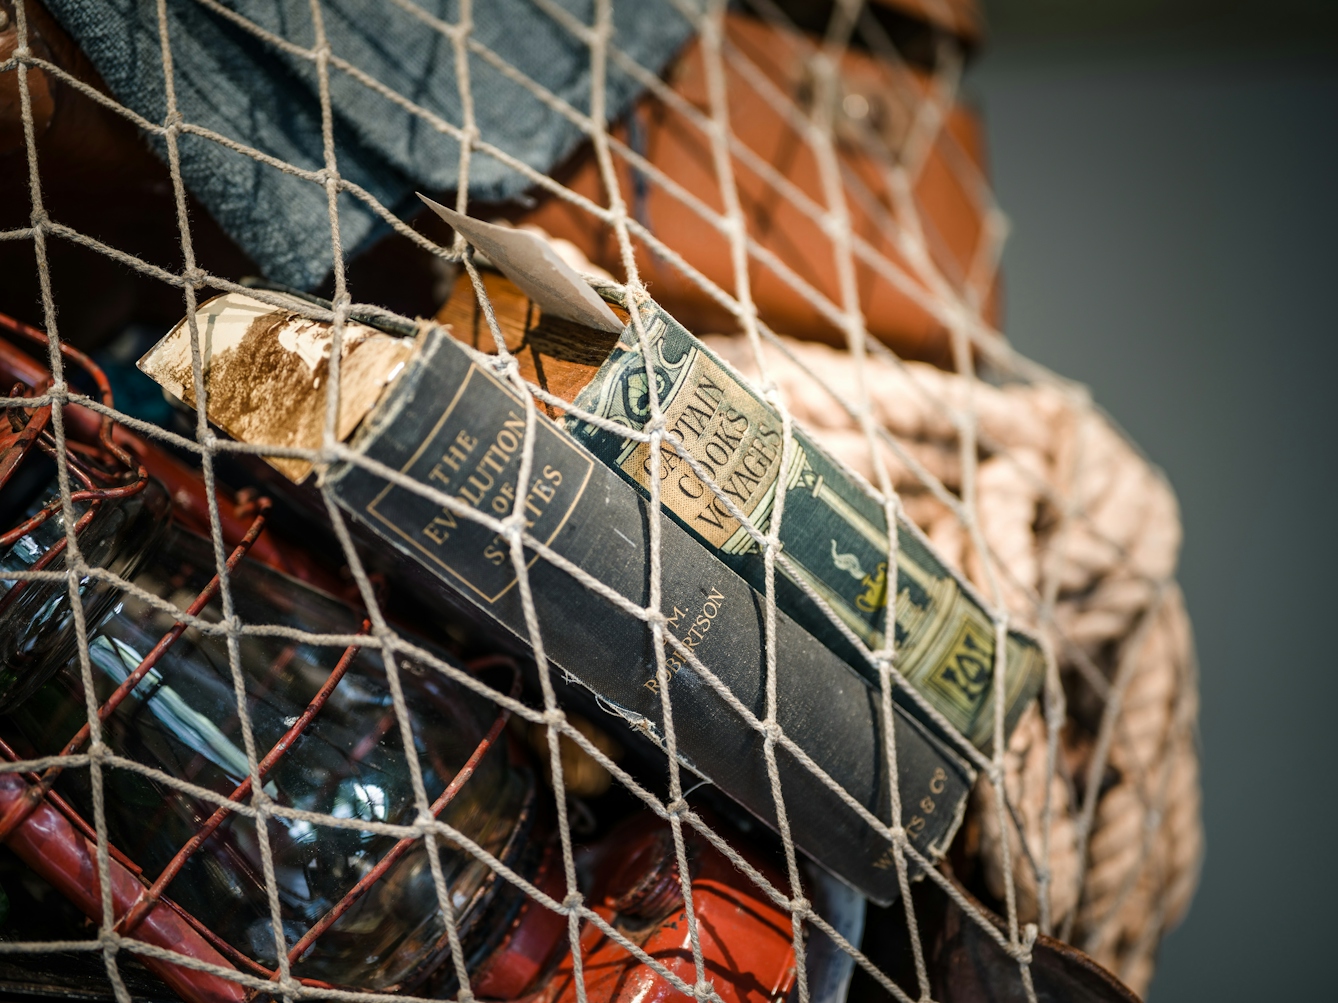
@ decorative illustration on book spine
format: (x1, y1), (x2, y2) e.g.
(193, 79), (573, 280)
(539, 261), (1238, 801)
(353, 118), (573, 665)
(831, 540), (889, 614)
(565, 302), (1045, 752)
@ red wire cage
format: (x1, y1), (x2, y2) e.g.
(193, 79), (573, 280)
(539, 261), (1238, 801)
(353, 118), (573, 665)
(0, 311), (527, 1001)
(0, 311), (805, 1003)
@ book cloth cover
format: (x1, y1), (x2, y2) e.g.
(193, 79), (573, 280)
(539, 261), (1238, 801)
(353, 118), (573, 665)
(327, 325), (975, 905)
(564, 296), (1045, 752)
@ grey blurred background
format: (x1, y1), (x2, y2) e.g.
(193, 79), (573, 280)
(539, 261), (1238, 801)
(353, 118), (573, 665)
(967, 1), (1338, 998)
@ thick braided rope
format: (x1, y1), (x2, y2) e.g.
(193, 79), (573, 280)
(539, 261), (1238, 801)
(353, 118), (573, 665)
(715, 333), (1200, 996)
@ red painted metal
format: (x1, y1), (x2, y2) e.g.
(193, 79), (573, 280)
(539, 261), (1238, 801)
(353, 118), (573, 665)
(0, 389), (49, 491)
(0, 735), (145, 878)
(533, 815), (798, 1003)
(472, 813), (801, 1003)
(470, 841), (572, 999)
(0, 310), (138, 471)
(0, 772), (248, 1003)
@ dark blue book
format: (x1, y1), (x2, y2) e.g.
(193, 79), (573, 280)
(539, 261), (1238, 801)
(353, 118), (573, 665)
(326, 322), (974, 904)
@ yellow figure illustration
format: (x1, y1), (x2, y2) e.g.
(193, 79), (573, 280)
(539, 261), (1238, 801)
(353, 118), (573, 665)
(856, 563), (889, 613)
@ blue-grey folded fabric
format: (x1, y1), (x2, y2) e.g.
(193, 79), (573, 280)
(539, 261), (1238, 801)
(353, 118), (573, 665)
(45, 0), (695, 289)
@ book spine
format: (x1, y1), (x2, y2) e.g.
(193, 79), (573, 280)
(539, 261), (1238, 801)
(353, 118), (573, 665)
(328, 327), (974, 907)
(563, 302), (1045, 752)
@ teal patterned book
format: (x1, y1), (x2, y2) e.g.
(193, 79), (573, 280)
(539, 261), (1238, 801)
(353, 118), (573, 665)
(565, 292), (1045, 753)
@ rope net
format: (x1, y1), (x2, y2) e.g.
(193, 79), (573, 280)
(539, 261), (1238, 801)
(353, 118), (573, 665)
(0, 1), (1201, 1002)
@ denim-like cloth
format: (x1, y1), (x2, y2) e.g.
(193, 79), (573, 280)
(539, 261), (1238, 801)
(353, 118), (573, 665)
(45, 0), (694, 289)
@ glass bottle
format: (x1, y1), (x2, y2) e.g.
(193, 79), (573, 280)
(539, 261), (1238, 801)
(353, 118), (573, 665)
(0, 477), (536, 992)
(0, 463), (168, 710)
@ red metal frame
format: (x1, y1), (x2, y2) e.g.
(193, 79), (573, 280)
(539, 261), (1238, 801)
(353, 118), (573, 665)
(0, 315), (519, 1002)
(0, 312), (149, 619)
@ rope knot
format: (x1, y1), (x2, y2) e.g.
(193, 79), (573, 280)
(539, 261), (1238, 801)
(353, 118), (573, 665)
(1018, 922), (1038, 965)
(666, 797), (689, 819)
(490, 354), (520, 381)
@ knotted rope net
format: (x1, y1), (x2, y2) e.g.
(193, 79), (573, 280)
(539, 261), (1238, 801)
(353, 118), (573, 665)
(0, 0), (1201, 1000)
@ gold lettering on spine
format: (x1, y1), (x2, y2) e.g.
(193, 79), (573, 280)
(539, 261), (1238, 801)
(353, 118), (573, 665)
(369, 362), (594, 606)
(429, 428), (479, 484)
(421, 509), (458, 545)
(870, 768), (947, 869)
(621, 353), (785, 548)
(417, 411), (535, 547)
(481, 464), (565, 566)
(645, 588), (726, 693)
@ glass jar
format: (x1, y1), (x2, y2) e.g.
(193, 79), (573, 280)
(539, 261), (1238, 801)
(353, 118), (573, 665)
(0, 478), (536, 992)
(0, 470), (169, 711)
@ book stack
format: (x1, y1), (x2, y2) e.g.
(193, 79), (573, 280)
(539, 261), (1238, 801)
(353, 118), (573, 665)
(138, 213), (1044, 905)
